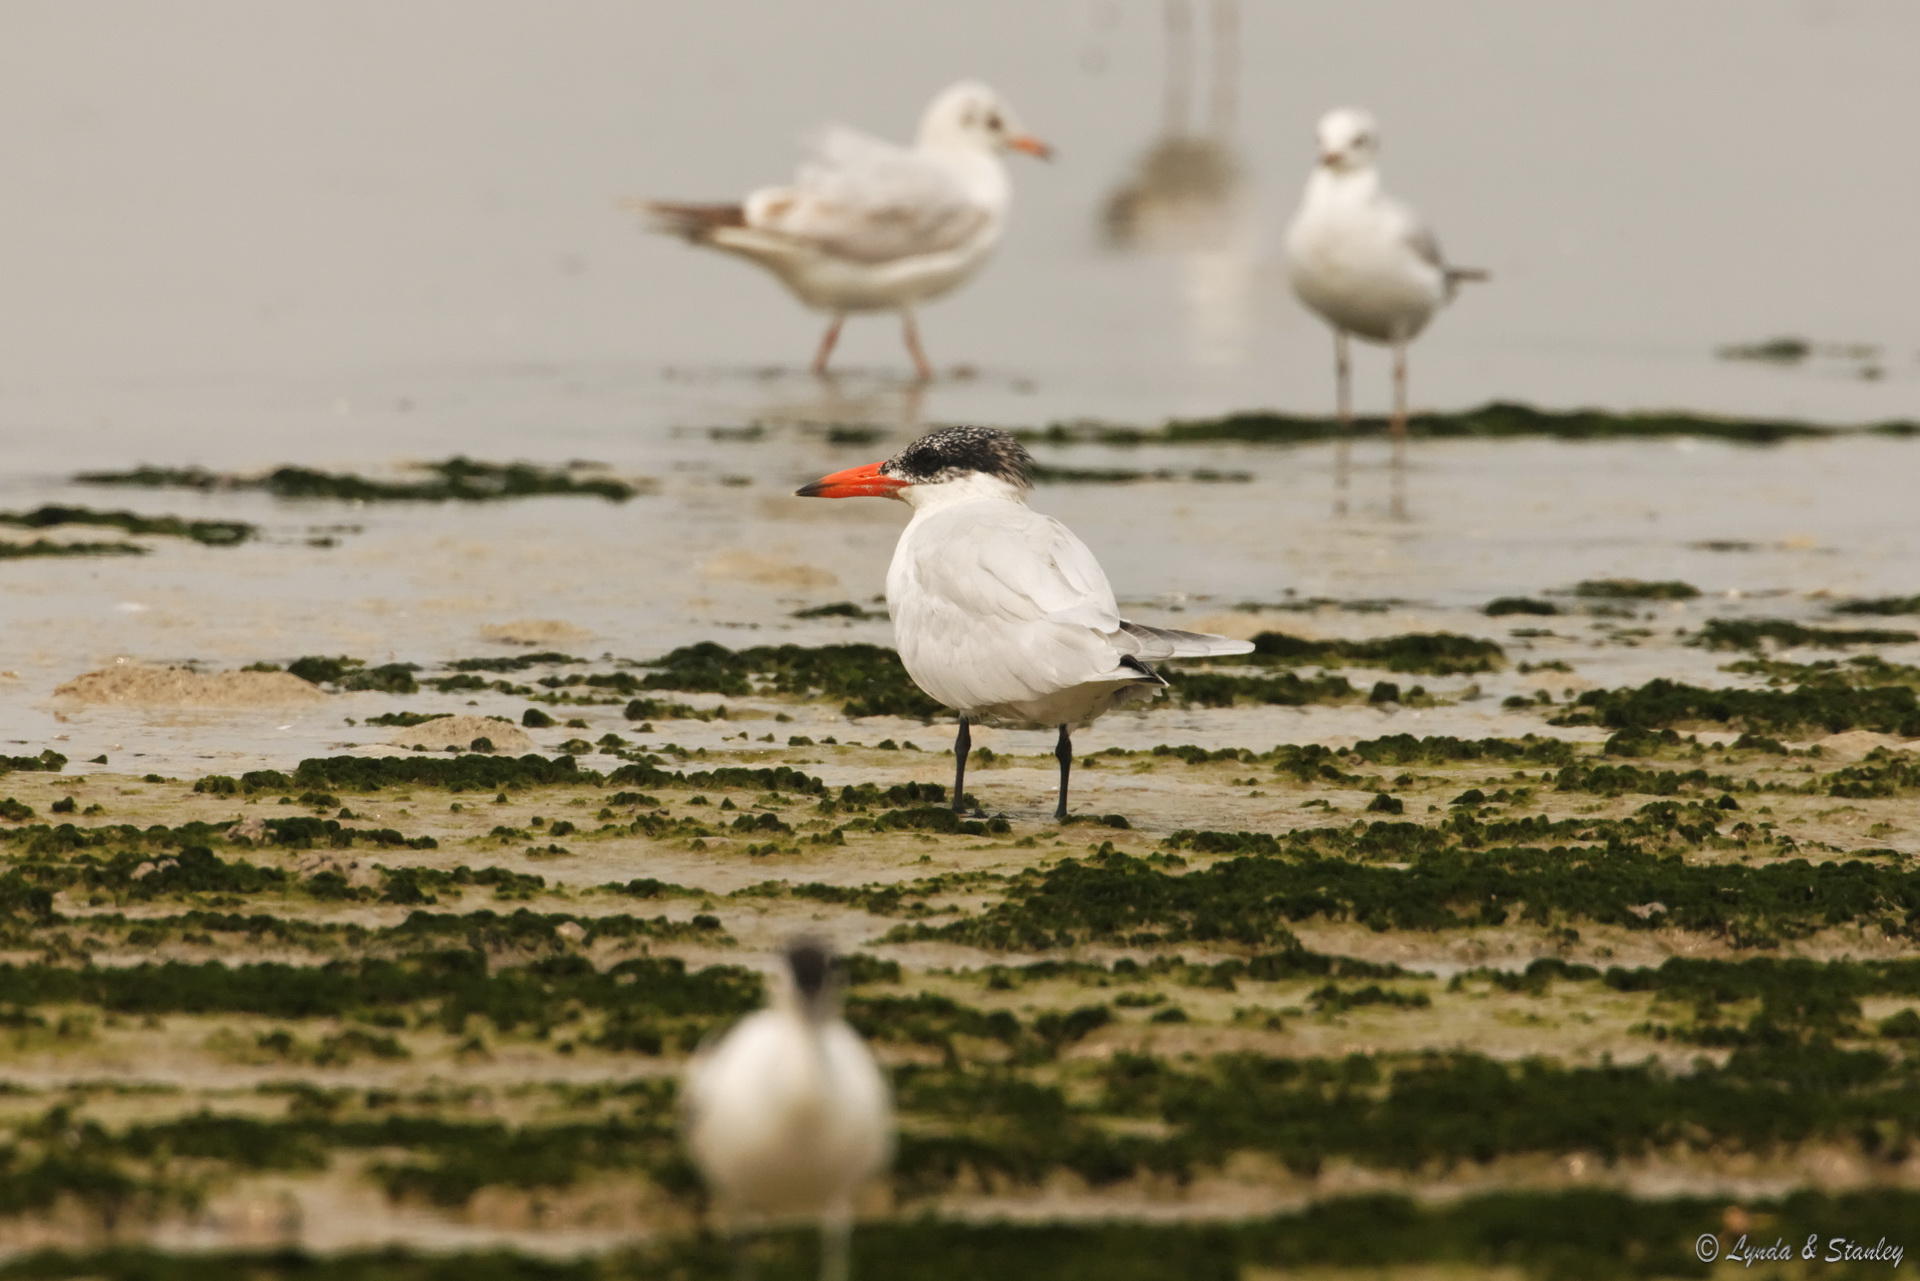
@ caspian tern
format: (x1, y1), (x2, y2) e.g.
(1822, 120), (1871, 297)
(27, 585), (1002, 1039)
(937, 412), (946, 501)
(1284, 108), (1486, 439)
(683, 938), (892, 1281)
(633, 81), (1051, 381)
(797, 426), (1253, 819)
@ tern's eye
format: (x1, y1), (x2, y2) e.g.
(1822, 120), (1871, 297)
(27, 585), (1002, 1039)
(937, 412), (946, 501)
(986, 112), (1003, 132)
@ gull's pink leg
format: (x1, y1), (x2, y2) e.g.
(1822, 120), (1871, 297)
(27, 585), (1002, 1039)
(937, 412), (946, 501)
(1332, 329), (1352, 516)
(1389, 339), (1410, 517)
(1391, 340), (1409, 441)
(1334, 329), (1353, 428)
(900, 311), (934, 382)
(811, 314), (845, 377)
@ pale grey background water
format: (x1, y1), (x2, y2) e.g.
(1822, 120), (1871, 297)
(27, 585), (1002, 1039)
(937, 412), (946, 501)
(5, 0), (1917, 445)
(2, 0), (1918, 772)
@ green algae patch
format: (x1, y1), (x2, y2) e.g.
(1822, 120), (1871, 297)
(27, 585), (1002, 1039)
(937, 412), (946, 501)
(897, 813), (1920, 950)
(0, 505), (253, 546)
(1717, 335), (1817, 362)
(0, 538), (149, 559)
(75, 457), (639, 503)
(1485, 596), (1558, 616)
(1570, 578), (1701, 601)
(851, 806), (1012, 837)
(1716, 335), (1883, 369)
(1026, 400), (1907, 449)
(10, 1187), (1920, 1280)
(1245, 631), (1505, 675)
(1834, 594), (1920, 616)
(1552, 762), (1743, 798)
(1090, 1043), (1920, 1174)
(1693, 618), (1920, 650)
(0, 953), (758, 1029)
(790, 600), (887, 620)
(1555, 678), (1920, 735)
(279, 655), (421, 694)
(1347, 734), (1573, 767)
(1820, 748), (1920, 798)
(640, 641), (940, 718)
(0, 751), (68, 775)
(1724, 654), (1920, 691)
(282, 754), (592, 793)
(1169, 669), (1359, 709)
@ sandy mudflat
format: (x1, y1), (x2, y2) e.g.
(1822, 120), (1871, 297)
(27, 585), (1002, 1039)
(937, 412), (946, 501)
(385, 713), (534, 752)
(52, 663), (326, 708)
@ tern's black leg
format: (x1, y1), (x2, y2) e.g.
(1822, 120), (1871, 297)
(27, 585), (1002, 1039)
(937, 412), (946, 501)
(1054, 723), (1072, 821)
(952, 716), (971, 813)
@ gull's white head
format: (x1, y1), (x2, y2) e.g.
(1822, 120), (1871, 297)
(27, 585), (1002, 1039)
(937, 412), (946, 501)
(1315, 107), (1380, 173)
(918, 81), (1052, 160)
(796, 425), (1033, 506)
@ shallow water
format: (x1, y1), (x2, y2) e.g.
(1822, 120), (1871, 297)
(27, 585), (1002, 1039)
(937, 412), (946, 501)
(5, 4), (1918, 759)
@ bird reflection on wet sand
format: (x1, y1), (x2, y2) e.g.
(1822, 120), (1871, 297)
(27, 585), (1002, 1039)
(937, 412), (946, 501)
(1098, 0), (1252, 369)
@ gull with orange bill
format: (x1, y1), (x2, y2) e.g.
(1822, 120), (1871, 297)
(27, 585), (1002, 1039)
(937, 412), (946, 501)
(797, 426), (1252, 819)
(632, 82), (1051, 380)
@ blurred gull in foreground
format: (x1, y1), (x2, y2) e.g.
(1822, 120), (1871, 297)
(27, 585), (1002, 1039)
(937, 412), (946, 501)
(1284, 108), (1487, 441)
(683, 938), (893, 1281)
(633, 81), (1050, 381)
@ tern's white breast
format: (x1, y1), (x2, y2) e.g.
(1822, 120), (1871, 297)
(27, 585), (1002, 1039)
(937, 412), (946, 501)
(885, 491), (1148, 726)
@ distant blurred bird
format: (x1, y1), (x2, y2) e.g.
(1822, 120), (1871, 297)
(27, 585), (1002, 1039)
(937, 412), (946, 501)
(1284, 108), (1486, 439)
(797, 426), (1252, 819)
(631, 81), (1051, 381)
(684, 938), (892, 1281)
(1100, 0), (1243, 254)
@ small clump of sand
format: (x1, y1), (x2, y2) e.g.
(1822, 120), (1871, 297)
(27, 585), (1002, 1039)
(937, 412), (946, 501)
(702, 549), (838, 589)
(478, 619), (592, 647)
(388, 715), (534, 753)
(53, 663), (325, 708)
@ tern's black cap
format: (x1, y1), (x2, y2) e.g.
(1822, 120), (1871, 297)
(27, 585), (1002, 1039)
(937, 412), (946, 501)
(882, 426), (1032, 489)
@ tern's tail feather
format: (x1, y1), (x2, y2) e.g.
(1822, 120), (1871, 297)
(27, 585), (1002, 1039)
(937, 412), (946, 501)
(626, 199), (747, 242)
(1118, 621), (1254, 662)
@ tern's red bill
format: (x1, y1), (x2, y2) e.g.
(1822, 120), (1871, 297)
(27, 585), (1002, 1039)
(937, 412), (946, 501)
(796, 460), (909, 499)
(1009, 134), (1054, 161)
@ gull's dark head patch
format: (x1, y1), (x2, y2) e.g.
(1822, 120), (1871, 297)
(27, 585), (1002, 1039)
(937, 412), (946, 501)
(783, 937), (835, 1003)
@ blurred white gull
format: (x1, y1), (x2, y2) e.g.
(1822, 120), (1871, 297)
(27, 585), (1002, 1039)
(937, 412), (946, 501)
(1284, 108), (1486, 438)
(633, 81), (1050, 380)
(683, 938), (892, 1281)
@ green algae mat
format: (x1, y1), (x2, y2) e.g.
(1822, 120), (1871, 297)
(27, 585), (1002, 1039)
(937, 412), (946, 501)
(4, 618), (1920, 1278)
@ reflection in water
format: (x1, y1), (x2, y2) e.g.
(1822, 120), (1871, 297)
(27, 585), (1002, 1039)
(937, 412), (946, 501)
(1329, 435), (1411, 522)
(1389, 438), (1408, 522)
(1333, 432), (1349, 517)
(1097, 0), (1252, 369)
(751, 373), (927, 447)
